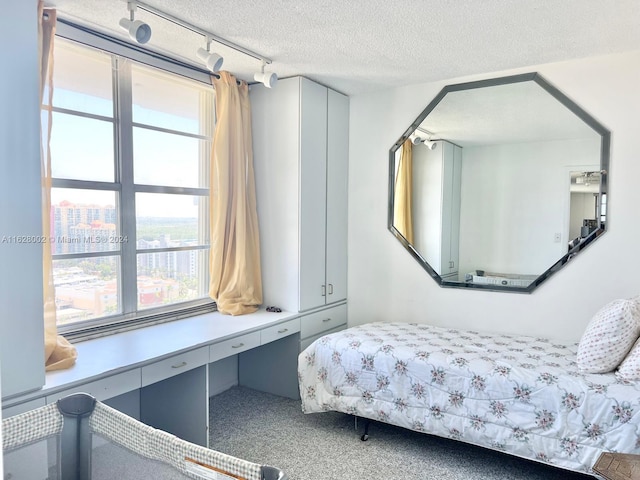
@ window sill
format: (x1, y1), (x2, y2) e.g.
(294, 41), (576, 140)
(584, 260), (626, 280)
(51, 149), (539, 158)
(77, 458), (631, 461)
(60, 301), (217, 343)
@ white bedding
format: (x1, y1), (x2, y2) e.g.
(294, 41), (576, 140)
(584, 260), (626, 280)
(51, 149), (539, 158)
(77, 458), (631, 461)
(298, 322), (640, 474)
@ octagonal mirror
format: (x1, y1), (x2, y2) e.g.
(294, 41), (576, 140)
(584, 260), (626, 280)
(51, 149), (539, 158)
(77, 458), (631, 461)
(388, 73), (610, 292)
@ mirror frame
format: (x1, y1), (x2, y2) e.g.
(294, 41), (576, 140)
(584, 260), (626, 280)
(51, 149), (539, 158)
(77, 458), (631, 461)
(388, 72), (610, 293)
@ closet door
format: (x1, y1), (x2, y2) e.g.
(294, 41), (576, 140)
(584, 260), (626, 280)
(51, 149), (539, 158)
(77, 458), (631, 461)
(325, 89), (349, 303)
(448, 145), (462, 278)
(441, 142), (462, 279)
(298, 79), (328, 311)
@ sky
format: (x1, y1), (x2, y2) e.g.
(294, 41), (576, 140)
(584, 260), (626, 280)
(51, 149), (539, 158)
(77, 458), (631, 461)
(48, 37), (212, 219)
(49, 89), (208, 218)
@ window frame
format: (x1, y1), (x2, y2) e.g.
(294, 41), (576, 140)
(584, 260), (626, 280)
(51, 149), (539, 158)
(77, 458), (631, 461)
(51, 20), (217, 341)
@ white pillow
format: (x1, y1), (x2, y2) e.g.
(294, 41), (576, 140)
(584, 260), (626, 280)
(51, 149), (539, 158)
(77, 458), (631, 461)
(576, 298), (640, 373)
(617, 337), (640, 380)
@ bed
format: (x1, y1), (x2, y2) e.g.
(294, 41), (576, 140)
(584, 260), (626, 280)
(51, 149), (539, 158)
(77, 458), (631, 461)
(298, 322), (640, 475)
(2, 392), (287, 480)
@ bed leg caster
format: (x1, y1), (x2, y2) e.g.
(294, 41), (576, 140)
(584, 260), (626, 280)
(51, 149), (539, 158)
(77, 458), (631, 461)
(360, 419), (371, 441)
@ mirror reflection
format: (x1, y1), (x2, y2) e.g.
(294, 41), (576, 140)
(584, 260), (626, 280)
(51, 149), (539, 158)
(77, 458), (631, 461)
(389, 73), (610, 292)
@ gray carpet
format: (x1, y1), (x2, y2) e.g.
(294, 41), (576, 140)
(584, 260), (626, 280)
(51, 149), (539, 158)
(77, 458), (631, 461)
(209, 386), (594, 480)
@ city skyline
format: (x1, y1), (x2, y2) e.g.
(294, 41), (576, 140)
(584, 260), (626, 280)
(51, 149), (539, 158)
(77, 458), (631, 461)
(50, 199), (206, 324)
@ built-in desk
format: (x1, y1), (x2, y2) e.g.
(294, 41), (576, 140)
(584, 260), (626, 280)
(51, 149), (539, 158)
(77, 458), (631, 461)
(2, 308), (302, 447)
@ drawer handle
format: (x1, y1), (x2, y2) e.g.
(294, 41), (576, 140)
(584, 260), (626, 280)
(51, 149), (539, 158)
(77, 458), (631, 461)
(231, 343), (245, 349)
(322, 317), (332, 323)
(171, 361), (187, 369)
(277, 328), (289, 334)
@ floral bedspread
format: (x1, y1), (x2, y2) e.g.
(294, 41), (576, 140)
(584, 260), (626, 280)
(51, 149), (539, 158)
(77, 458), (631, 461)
(298, 322), (640, 474)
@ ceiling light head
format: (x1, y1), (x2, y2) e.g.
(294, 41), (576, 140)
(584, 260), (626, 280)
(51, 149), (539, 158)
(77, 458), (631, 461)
(410, 135), (424, 146)
(254, 71), (278, 88)
(119, 2), (151, 44)
(119, 18), (152, 44)
(410, 134), (437, 149)
(197, 47), (224, 73)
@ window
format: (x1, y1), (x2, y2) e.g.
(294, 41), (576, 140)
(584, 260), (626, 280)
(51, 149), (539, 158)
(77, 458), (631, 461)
(46, 33), (215, 335)
(599, 193), (607, 225)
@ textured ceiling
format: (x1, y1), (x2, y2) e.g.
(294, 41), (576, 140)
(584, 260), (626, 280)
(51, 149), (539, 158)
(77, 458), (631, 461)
(46, 0), (640, 95)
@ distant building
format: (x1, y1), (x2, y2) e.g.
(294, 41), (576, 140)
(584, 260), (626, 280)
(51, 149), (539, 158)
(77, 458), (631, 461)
(50, 201), (201, 324)
(54, 267), (181, 320)
(52, 201), (117, 254)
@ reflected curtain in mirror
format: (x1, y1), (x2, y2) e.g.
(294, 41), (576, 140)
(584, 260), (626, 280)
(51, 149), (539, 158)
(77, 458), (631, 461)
(393, 139), (414, 243)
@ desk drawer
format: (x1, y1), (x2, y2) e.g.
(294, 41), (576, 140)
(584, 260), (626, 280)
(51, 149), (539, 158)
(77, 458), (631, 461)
(46, 368), (141, 404)
(300, 303), (347, 339)
(261, 318), (301, 345)
(210, 331), (261, 363)
(141, 347), (209, 387)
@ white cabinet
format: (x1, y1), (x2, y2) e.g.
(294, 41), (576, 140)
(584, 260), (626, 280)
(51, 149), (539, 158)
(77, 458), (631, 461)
(441, 142), (462, 279)
(251, 77), (348, 313)
(413, 140), (462, 280)
(45, 369), (141, 404)
(209, 331), (261, 363)
(325, 90), (349, 304)
(299, 303), (347, 351)
(141, 347), (208, 387)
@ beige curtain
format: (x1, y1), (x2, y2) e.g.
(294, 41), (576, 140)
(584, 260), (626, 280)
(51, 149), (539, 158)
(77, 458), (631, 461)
(39, 2), (77, 371)
(394, 139), (414, 243)
(209, 72), (262, 315)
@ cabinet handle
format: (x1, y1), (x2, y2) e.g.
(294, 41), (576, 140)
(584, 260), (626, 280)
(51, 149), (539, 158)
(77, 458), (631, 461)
(231, 343), (245, 349)
(321, 285), (326, 296)
(171, 361), (187, 369)
(277, 328), (289, 334)
(328, 284), (333, 295)
(322, 317), (332, 323)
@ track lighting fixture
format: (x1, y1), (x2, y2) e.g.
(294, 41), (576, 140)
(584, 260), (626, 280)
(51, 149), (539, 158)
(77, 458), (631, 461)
(118, 1), (278, 83)
(254, 62), (278, 88)
(119, 1), (152, 44)
(410, 134), (424, 146)
(409, 134), (437, 149)
(197, 37), (224, 73)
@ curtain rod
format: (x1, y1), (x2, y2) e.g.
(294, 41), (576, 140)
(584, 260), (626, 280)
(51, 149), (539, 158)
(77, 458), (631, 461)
(135, 1), (272, 66)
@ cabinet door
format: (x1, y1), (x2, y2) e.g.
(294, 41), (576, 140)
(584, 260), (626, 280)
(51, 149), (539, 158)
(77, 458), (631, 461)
(299, 79), (328, 311)
(448, 145), (462, 277)
(441, 142), (454, 275)
(441, 142), (462, 278)
(325, 90), (349, 303)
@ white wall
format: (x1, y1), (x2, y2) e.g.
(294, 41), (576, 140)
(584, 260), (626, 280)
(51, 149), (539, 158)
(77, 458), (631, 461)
(348, 50), (640, 342)
(458, 137), (600, 275)
(0, 0), (46, 397)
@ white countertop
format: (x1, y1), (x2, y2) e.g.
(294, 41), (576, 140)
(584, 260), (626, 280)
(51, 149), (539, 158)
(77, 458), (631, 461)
(4, 308), (298, 406)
